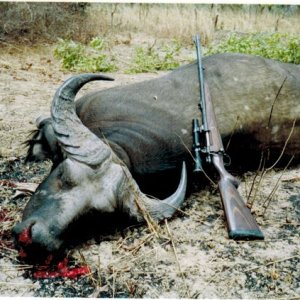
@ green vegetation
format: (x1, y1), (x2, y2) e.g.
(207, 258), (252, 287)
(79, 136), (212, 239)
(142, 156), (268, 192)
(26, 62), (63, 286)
(53, 32), (300, 73)
(89, 36), (106, 51)
(207, 33), (300, 64)
(53, 38), (184, 73)
(126, 41), (182, 73)
(53, 38), (117, 72)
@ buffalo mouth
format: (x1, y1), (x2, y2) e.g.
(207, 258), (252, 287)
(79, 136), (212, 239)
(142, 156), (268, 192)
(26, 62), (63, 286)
(15, 240), (65, 266)
(13, 225), (91, 279)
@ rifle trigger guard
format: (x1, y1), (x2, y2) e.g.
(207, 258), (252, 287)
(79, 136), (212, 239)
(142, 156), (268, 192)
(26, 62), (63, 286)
(223, 153), (231, 166)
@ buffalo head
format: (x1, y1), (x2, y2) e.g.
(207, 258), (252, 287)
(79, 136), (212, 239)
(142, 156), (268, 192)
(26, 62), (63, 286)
(13, 74), (187, 260)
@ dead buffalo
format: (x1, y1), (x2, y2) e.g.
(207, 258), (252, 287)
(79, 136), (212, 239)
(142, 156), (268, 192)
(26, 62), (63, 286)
(13, 53), (300, 260)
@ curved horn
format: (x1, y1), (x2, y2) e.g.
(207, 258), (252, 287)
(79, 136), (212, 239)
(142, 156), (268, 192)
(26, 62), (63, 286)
(142, 161), (187, 220)
(51, 74), (114, 165)
(123, 162), (187, 222)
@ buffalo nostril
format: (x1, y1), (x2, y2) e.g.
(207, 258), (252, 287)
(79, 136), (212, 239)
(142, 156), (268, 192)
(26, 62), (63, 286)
(14, 220), (63, 255)
(18, 225), (33, 246)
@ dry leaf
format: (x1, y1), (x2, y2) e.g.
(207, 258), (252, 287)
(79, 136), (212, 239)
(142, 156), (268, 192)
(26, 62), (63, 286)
(12, 182), (38, 198)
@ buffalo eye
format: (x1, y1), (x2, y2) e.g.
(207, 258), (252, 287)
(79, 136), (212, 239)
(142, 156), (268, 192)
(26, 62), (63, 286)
(59, 159), (88, 189)
(60, 166), (77, 188)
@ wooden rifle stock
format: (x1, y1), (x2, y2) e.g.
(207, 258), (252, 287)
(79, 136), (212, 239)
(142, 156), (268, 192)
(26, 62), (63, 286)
(212, 154), (264, 240)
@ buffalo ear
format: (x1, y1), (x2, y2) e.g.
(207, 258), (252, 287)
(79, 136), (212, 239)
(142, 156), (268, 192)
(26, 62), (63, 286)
(25, 117), (63, 167)
(24, 128), (50, 163)
(36, 115), (50, 128)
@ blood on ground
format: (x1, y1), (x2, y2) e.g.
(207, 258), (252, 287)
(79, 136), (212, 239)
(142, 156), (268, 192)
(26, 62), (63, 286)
(32, 257), (90, 279)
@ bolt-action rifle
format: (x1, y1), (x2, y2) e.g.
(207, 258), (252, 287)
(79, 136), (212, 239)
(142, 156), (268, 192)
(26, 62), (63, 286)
(192, 35), (264, 240)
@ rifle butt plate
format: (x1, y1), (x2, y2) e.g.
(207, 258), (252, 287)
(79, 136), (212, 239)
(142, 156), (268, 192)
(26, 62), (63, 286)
(228, 229), (264, 240)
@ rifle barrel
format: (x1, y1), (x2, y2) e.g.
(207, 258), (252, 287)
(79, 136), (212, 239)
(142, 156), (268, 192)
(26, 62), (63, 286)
(194, 36), (209, 134)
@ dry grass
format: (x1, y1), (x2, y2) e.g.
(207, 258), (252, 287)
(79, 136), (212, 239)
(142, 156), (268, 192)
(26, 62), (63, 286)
(0, 3), (89, 43)
(1, 4), (299, 46)
(85, 4), (300, 45)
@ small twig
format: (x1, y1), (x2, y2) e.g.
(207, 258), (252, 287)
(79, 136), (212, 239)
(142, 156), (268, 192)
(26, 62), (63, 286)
(176, 133), (194, 160)
(76, 250), (94, 286)
(131, 192), (161, 237)
(0, 39), (22, 51)
(211, 215), (222, 232)
(148, 39), (157, 53)
(247, 152), (266, 207)
(165, 219), (190, 298)
(282, 176), (300, 183)
(0, 281), (35, 287)
(250, 168), (267, 210)
(112, 267), (116, 298)
(195, 166), (217, 187)
(0, 245), (19, 253)
(265, 118), (296, 172)
(262, 221), (300, 226)
(0, 264), (33, 271)
(176, 133), (217, 186)
(108, 240), (170, 268)
(121, 232), (154, 254)
(244, 255), (299, 273)
(165, 220), (182, 274)
(262, 155), (294, 216)
(97, 250), (102, 287)
(267, 76), (287, 128)
(225, 115), (240, 152)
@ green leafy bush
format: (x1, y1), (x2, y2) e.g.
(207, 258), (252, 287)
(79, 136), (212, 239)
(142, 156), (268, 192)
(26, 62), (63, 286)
(54, 39), (84, 70)
(54, 38), (117, 72)
(207, 33), (300, 64)
(127, 40), (181, 73)
(89, 36), (106, 51)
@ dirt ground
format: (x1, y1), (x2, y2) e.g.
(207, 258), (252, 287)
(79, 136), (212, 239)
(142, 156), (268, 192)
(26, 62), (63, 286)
(0, 42), (299, 298)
